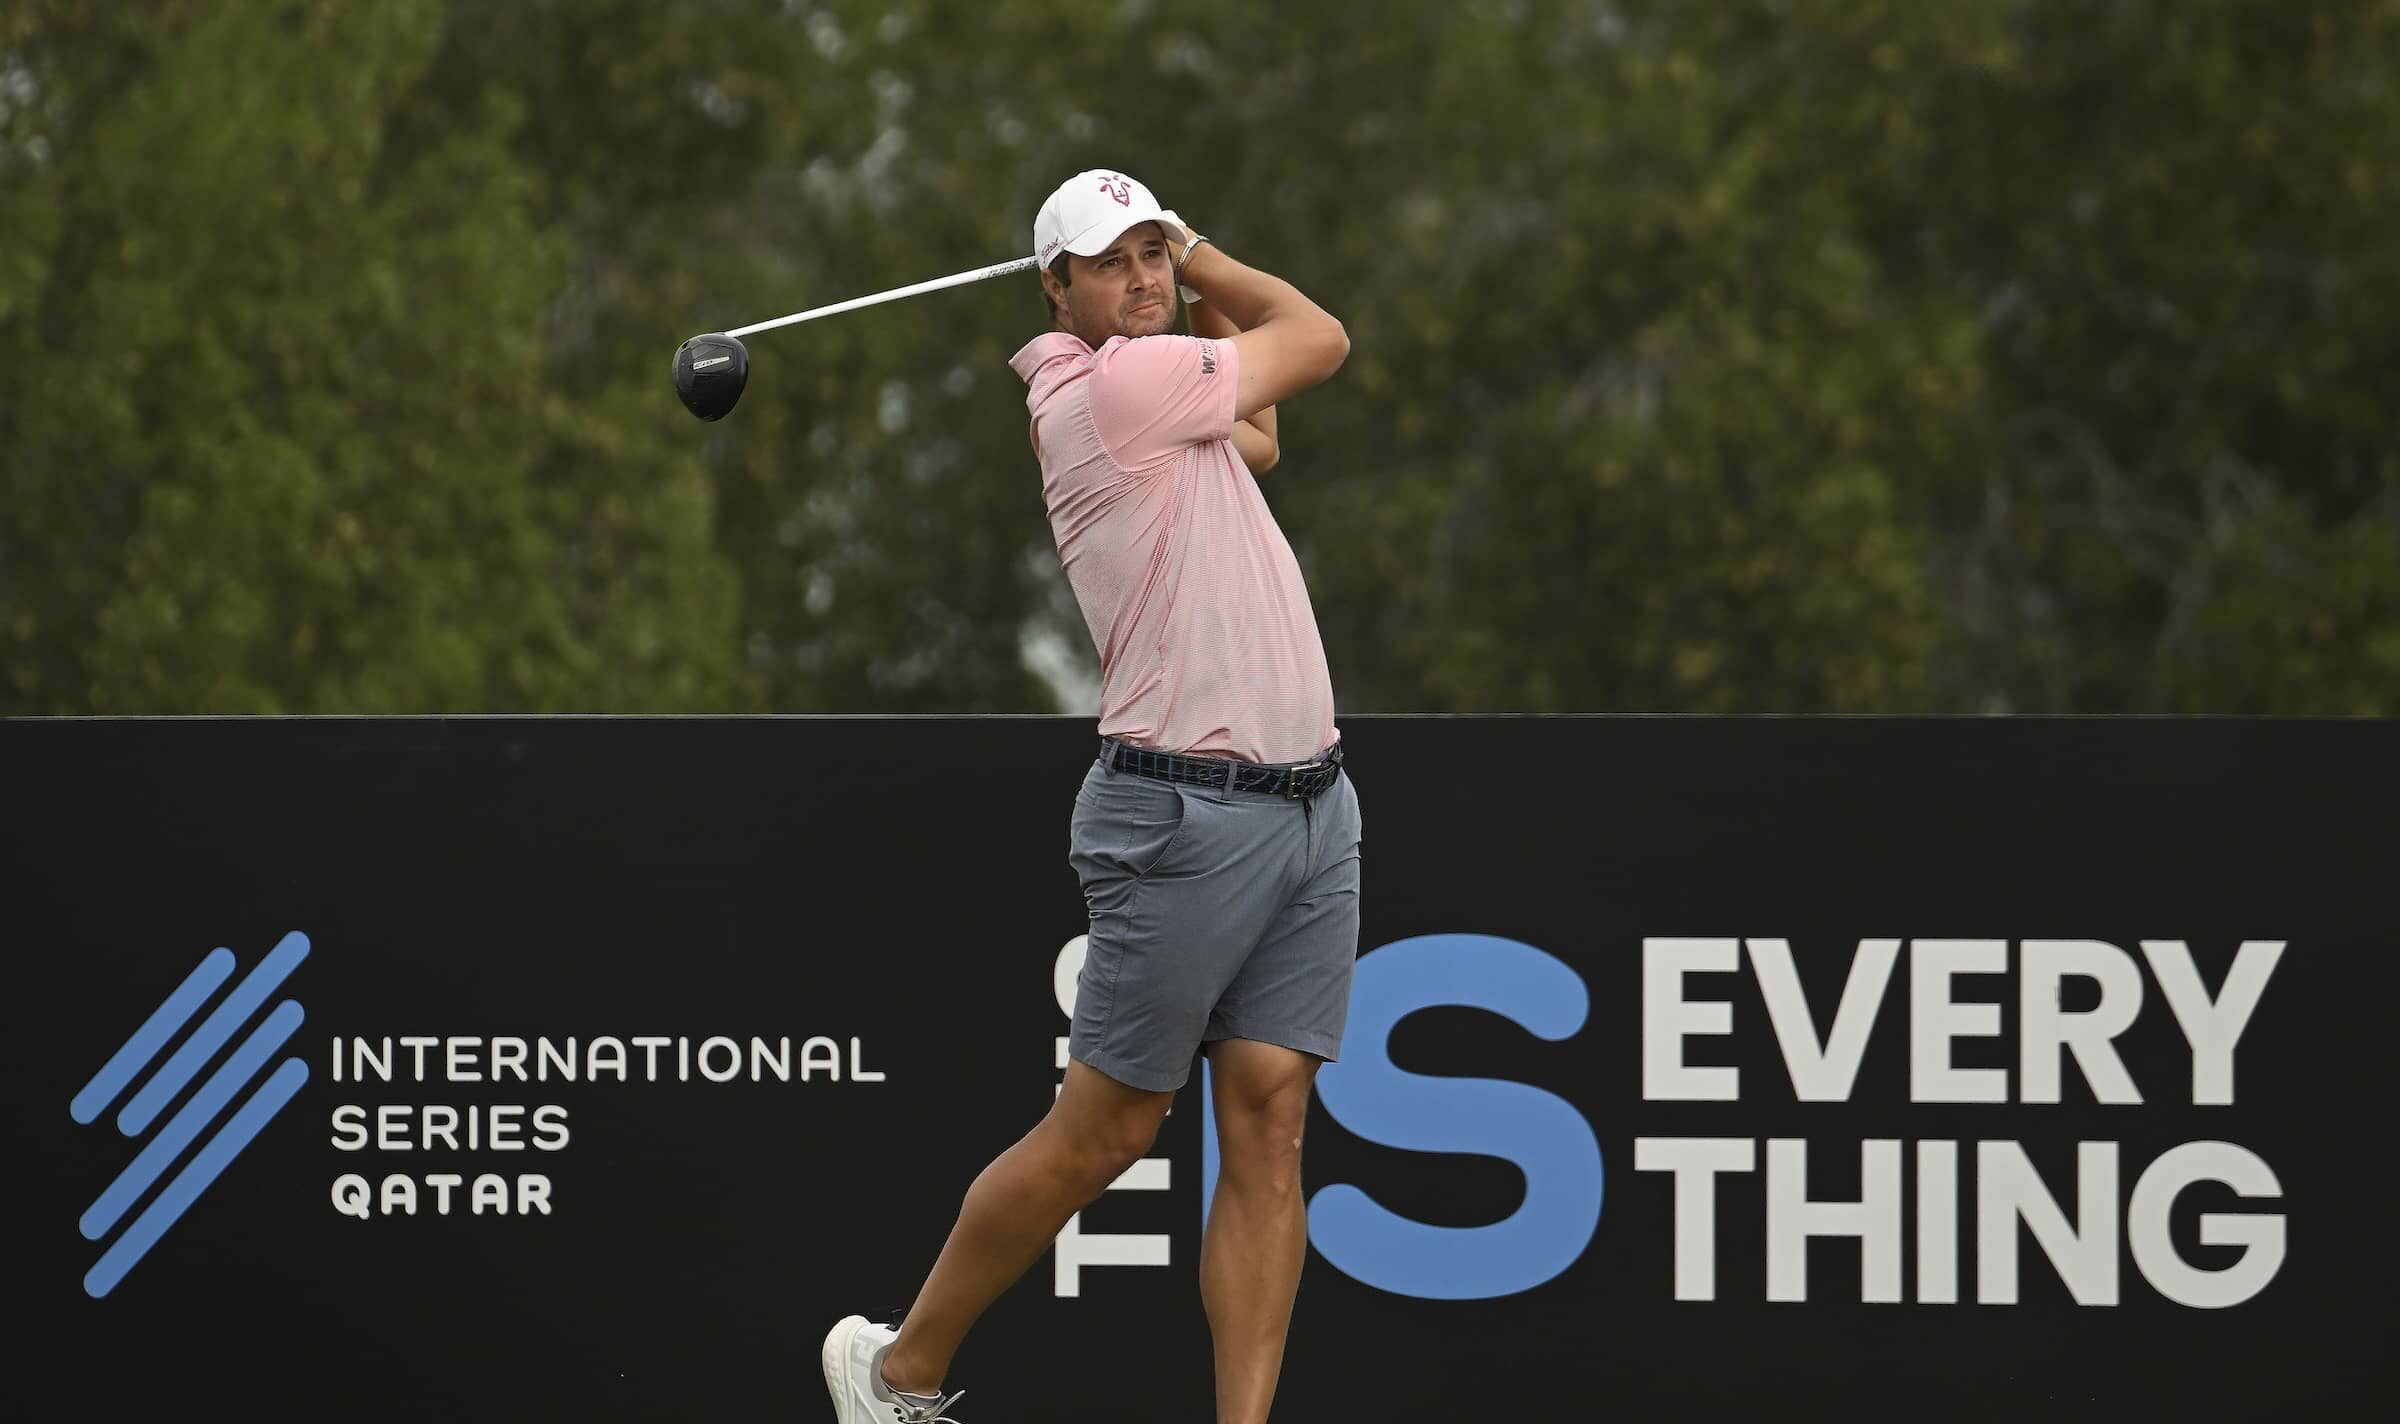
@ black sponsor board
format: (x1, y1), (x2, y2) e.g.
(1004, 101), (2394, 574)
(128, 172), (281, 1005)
(5, 715), (2392, 1419)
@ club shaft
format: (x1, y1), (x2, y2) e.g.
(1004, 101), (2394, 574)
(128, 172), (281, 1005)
(725, 255), (1044, 339)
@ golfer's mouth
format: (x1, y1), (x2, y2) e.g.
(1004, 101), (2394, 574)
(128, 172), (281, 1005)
(1130, 300), (1164, 314)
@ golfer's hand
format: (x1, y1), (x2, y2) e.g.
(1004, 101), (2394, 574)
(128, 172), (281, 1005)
(1157, 210), (1204, 251)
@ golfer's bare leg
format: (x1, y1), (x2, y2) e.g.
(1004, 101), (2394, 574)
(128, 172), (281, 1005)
(879, 1059), (1173, 1396)
(1200, 1038), (1320, 1424)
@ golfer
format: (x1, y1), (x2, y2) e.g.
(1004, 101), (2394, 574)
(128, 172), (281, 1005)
(820, 169), (1361, 1423)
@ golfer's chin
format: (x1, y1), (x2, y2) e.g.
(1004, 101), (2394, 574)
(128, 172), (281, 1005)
(1120, 301), (1175, 338)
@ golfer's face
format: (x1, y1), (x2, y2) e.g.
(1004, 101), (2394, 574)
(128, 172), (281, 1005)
(1072, 224), (1178, 341)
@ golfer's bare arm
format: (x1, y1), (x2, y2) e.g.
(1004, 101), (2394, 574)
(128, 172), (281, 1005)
(1159, 221), (1348, 431)
(1186, 297), (1280, 473)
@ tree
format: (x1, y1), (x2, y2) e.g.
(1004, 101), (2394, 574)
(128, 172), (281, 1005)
(0, 0), (743, 712)
(6, 1), (2392, 716)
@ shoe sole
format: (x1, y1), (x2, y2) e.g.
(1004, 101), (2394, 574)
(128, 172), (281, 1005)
(821, 1314), (870, 1423)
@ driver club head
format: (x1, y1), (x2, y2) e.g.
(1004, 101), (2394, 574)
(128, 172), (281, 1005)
(673, 333), (750, 421)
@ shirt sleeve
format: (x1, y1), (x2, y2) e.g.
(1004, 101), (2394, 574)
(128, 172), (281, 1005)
(1087, 335), (1241, 468)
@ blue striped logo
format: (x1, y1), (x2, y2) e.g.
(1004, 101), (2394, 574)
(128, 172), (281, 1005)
(71, 931), (312, 1298)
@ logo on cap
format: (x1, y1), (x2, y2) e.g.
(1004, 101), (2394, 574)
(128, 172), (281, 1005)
(1095, 173), (1133, 207)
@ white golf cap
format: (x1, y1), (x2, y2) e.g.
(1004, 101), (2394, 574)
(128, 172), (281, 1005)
(1033, 169), (1173, 269)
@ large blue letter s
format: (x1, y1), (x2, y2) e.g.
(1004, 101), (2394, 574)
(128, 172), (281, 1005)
(1307, 934), (1603, 1300)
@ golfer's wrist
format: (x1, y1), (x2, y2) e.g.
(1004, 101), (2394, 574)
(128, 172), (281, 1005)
(1177, 234), (1219, 285)
(1171, 232), (1209, 304)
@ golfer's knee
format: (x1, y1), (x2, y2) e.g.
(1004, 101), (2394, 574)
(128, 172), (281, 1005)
(1056, 1109), (1163, 1192)
(1216, 1113), (1306, 1196)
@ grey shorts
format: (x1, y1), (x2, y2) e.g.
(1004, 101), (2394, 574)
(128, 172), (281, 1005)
(1065, 747), (1363, 1093)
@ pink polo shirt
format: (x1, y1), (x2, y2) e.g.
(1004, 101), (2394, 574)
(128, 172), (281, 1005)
(1009, 330), (1338, 765)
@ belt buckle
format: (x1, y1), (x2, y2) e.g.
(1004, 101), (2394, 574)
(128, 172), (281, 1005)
(1286, 762), (1322, 799)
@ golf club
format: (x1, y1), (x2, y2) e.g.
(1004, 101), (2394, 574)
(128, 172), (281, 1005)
(674, 254), (1044, 421)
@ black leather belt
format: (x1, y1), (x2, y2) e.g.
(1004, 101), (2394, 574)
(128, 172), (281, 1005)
(1101, 738), (1344, 799)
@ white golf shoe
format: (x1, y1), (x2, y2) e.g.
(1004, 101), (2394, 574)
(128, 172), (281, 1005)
(820, 1315), (967, 1423)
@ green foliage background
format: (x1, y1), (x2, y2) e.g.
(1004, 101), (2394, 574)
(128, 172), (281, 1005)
(5, 0), (2394, 714)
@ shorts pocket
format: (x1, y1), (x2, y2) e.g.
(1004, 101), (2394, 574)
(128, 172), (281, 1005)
(1119, 781), (1189, 879)
(1073, 772), (1191, 883)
